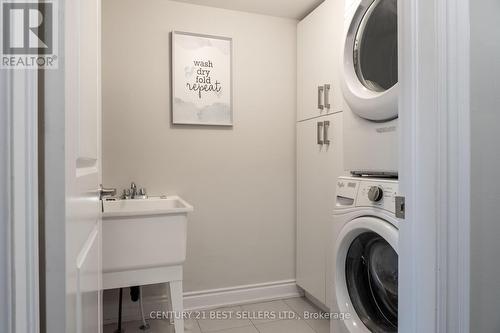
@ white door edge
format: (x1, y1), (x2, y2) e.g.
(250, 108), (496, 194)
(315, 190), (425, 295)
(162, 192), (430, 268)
(399, 0), (470, 332)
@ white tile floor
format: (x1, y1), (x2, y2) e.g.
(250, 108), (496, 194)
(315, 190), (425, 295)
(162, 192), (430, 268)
(103, 297), (330, 333)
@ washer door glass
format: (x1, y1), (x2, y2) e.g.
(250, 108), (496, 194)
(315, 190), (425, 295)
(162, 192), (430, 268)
(354, 0), (398, 92)
(345, 232), (398, 332)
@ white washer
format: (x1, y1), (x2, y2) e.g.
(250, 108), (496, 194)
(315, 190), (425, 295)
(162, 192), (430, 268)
(331, 177), (398, 333)
(342, 0), (399, 175)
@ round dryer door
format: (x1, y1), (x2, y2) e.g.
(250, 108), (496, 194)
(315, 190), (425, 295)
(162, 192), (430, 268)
(342, 0), (399, 122)
(335, 217), (398, 333)
(354, 0), (398, 93)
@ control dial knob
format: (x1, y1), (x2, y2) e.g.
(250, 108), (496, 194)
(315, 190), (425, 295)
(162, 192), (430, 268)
(368, 186), (384, 202)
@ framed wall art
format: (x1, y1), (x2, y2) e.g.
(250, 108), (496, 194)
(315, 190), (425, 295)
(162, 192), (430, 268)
(171, 31), (233, 126)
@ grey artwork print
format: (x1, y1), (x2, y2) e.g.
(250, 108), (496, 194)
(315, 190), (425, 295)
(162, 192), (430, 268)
(172, 31), (233, 126)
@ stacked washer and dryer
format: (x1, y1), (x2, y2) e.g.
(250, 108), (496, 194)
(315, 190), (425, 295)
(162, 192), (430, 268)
(331, 0), (399, 332)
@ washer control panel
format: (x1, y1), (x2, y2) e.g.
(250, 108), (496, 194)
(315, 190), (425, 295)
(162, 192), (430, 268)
(336, 178), (359, 200)
(336, 177), (399, 213)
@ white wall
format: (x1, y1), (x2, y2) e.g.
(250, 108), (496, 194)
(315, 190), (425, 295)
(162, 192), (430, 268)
(470, 0), (500, 331)
(102, 0), (297, 297)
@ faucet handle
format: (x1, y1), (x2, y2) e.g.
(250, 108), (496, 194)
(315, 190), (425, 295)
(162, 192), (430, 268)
(136, 188), (147, 199)
(130, 182), (137, 190)
(122, 189), (131, 199)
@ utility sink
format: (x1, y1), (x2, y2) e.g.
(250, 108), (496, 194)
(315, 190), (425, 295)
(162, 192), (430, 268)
(102, 196), (194, 274)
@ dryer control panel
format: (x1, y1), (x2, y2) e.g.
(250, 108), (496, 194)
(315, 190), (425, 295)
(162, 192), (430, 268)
(336, 177), (399, 214)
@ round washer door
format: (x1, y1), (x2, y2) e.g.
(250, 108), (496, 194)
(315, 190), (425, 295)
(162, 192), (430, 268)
(335, 216), (398, 333)
(342, 0), (398, 121)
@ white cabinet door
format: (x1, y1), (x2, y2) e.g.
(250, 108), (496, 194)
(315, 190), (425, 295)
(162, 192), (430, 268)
(297, 0), (344, 122)
(297, 112), (343, 306)
(297, 118), (328, 303)
(323, 0), (345, 114)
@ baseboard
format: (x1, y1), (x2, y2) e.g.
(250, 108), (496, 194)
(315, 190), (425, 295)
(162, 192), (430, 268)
(103, 280), (303, 325)
(183, 279), (303, 311)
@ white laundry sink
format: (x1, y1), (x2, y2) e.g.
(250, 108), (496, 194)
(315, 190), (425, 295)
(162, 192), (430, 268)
(102, 196), (193, 273)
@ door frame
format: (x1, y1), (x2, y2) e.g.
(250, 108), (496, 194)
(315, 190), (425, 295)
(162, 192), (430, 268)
(1, 70), (40, 333)
(398, 0), (470, 332)
(2, 0), (473, 332)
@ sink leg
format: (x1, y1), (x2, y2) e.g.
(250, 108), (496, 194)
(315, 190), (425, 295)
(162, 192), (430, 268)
(115, 288), (124, 333)
(169, 280), (184, 333)
(165, 282), (173, 325)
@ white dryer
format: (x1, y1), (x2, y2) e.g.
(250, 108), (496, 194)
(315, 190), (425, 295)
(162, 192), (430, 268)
(331, 177), (398, 333)
(342, 0), (399, 175)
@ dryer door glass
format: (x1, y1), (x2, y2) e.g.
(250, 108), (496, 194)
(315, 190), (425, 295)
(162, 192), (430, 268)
(345, 232), (398, 332)
(354, 0), (398, 92)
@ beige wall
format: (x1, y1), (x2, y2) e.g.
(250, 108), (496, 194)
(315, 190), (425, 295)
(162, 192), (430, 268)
(102, 0), (297, 293)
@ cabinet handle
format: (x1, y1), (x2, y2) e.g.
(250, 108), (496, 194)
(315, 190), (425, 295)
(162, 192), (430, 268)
(317, 122), (324, 145)
(323, 120), (330, 145)
(317, 86), (324, 110)
(324, 84), (331, 109)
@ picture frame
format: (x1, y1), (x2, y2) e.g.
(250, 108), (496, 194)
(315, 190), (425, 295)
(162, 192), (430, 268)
(171, 31), (233, 126)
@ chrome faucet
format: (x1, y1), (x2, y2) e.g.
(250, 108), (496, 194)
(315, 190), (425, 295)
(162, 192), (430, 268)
(122, 182), (147, 199)
(130, 182), (138, 198)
